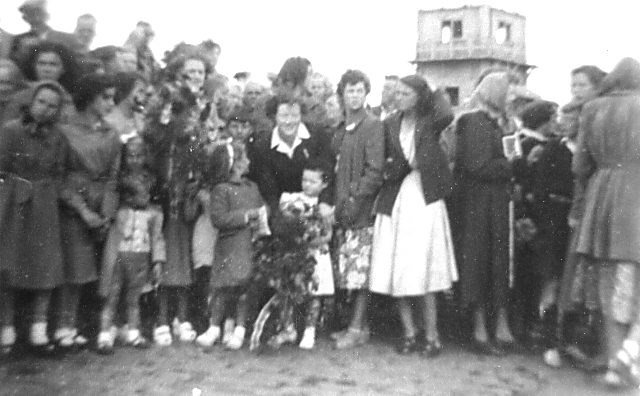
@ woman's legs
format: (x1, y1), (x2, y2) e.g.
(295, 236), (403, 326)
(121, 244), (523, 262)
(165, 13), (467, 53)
(473, 305), (489, 343)
(397, 297), (417, 338)
(58, 284), (81, 331)
(349, 290), (369, 331)
(335, 290), (370, 349)
(422, 293), (439, 342)
(31, 290), (52, 345)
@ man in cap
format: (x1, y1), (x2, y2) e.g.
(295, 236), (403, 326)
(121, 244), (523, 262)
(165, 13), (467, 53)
(10, 0), (82, 63)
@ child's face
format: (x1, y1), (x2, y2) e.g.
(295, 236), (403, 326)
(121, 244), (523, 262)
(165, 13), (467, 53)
(227, 120), (253, 141)
(301, 169), (327, 198)
(126, 141), (146, 172)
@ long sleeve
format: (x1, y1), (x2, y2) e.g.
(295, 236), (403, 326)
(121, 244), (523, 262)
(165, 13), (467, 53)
(100, 144), (121, 221)
(354, 120), (384, 200)
(210, 184), (249, 231)
(149, 207), (166, 263)
(0, 123), (14, 173)
(572, 105), (596, 181)
(252, 144), (280, 213)
(456, 113), (512, 182)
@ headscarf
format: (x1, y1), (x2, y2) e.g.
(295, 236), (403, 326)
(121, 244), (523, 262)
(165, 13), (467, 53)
(23, 79), (66, 124)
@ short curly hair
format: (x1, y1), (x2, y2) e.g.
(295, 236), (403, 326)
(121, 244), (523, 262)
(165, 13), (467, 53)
(264, 92), (307, 121)
(162, 46), (212, 83)
(336, 69), (371, 100)
(72, 72), (115, 112)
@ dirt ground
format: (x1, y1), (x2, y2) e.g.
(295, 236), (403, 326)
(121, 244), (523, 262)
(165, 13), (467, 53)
(2, 337), (639, 396)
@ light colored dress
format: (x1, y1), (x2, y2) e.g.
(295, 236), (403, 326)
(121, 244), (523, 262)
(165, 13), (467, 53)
(191, 190), (218, 270)
(369, 119), (458, 296)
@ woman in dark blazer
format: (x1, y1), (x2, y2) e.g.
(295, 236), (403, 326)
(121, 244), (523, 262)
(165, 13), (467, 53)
(251, 93), (334, 214)
(370, 75), (458, 356)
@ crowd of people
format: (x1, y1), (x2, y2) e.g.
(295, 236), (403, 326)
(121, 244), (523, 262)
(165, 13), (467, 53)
(1, 0), (640, 391)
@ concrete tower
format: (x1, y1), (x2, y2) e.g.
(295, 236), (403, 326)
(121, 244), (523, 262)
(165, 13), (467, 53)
(413, 5), (534, 107)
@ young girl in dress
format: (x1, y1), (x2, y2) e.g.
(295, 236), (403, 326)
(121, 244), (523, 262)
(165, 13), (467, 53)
(271, 159), (335, 349)
(196, 141), (265, 350)
(96, 137), (165, 353)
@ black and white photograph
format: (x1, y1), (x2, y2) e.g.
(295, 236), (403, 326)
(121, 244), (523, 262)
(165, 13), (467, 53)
(0, 0), (639, 394)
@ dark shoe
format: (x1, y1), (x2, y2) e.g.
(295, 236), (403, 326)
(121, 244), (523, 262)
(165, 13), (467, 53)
(396, 336), (418, 355)
(421, 339), (443, 358)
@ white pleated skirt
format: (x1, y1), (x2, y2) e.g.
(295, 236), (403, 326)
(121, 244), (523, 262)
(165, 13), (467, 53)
(369, 170), (458, 296)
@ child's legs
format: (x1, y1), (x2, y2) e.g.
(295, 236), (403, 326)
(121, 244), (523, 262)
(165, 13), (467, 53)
(305, 297), (322, 328)
(157, 287), (172, 326)
(57, 284), (81, 329)
(210, 288), (229, 327)
(233, 287), (248, 328)
(33, 290), (52, 323)
(192, 267), (212, 331)
(101, 258), (125, 332)
(123, 253), (148, 330)
(0, 283), (14, 327)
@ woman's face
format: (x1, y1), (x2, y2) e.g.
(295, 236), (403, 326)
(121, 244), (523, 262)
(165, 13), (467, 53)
(0, 67), (17, 97)
(35, 52), (64, 82)
(394, 81), (418, 112)
(275, 103), (302, 139)
(30, 87), (61, 124)
(125, 140), (146, 172)
(343, 81), (367, 112)
(182, 59), (206, 92)
(308, 77), (326, 102)
(89, 87), (116, 118)
(571, 72), (597, 101)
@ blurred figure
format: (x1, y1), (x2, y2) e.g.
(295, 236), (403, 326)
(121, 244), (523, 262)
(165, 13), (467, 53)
(0, 60), (28, 125)
(572, 57), (640, 388)
(199, 40), (227, 93)
(0, 27), (11, 59)
(371, 75), (398, 120)
(324, 93), (343, 129)
(10, 0), (81, 63)
(272, 56), (312, 98)
(73, 14), (96, 54)
(124, 21), (160, 83)
(106, 71), (147, 141)
(305, 72), (333, 128)
(240, 81), (272, 135)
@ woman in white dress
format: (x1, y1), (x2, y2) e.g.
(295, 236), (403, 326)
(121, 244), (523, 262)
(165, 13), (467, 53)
(370, 75), (458, 356)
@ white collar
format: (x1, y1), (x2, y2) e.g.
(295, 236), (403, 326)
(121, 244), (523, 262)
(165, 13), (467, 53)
(270, 123), (310, 159)
(518, 128), (548, 142)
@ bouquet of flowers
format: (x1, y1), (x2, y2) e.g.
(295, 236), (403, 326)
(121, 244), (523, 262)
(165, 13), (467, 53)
(249, 194), (331, 351)
(253, 195), (329, 304)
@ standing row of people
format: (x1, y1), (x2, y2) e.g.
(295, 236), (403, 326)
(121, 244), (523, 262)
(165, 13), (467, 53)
(1, 0), (640, 389)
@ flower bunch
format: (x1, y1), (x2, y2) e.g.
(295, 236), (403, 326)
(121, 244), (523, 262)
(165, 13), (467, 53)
(253, 197), (328, 304)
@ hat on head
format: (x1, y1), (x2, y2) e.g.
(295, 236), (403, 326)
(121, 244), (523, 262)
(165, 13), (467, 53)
(519, 100), (558, 130)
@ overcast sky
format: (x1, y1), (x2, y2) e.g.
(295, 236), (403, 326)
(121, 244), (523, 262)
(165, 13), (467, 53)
(1, 0), (639, 105)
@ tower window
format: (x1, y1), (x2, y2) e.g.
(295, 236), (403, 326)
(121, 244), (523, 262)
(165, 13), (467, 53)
(441, 19), (463, 43)
(496, 21), (511, 44)
(444, 87), (459, 106)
